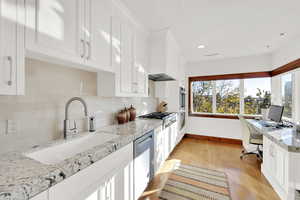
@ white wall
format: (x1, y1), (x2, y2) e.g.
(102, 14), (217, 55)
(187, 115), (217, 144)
(186, 54), (273, 140)
(186, 54), (273, 77)
(271, 35), (300, 69)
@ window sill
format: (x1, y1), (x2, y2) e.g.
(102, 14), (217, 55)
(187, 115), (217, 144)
(188, 113), (257, 120)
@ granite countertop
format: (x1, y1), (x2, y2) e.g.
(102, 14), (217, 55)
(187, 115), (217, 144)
(247, 119), (300, 152)
(0, 119), (162, 200)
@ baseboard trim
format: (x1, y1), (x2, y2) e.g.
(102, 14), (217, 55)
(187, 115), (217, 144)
(185, 134), (242, 145)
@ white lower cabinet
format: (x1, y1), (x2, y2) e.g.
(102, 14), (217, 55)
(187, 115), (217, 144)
(32, 123), (184, 200)
(154, 126), (164, 173)
(48, 143), (133, 200)
(154, 117), (180, 174)
(262, 136), (290, 200)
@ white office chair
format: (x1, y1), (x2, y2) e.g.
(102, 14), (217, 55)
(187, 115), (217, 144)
(238, 115), (263, 160)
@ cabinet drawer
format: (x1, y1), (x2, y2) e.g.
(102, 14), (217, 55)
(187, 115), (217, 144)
(49, 143), (133, 200)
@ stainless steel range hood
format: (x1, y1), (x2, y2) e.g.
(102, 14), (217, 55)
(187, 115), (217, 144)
(148, 73), (176, 81)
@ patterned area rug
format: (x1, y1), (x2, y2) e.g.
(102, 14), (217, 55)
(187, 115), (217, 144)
(159, 164), (232, 200)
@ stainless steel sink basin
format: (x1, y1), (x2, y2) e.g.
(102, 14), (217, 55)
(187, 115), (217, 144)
(25, 133), (118, 165)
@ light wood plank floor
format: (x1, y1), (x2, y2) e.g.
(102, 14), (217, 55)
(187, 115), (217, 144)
(139, 137), (280, 200)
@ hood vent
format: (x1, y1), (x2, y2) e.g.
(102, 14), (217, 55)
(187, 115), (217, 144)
(148, 73), (176, 81)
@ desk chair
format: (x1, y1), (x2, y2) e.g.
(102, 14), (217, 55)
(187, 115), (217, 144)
(238, 115), (263, 161)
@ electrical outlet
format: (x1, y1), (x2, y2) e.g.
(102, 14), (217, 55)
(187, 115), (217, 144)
(6, 120), (18, 135)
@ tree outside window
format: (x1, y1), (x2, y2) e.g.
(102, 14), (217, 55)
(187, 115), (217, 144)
(190, 77), (271, 116)
(191, 81), (213, 113)
(282, 74), (293, 119)
(244, 78), (271, 115)
(216, 80), (240, 114)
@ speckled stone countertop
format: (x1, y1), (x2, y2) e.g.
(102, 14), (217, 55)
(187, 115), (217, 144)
(247, 119), (300, 152)
(0, 119), (162, 200)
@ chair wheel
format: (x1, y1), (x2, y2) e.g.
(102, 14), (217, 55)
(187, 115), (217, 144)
(240, 156), (243, 160)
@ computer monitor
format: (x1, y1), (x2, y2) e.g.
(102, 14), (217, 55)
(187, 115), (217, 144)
(268, 105), (284, 123)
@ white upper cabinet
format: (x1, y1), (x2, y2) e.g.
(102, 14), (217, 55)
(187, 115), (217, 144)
(0, 0), (25, 95)
(149, 29), (180, 80)
(25, 0), (114, 72)
(26, 0), (83, 65)
(97, 1), (149, 97)
(86, 0), (114, 72)
(133, 29), (149, 96)
(119, 17), (134, 94)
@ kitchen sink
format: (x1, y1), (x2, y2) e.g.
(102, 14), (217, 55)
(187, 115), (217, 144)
(25, 132), (118, 165)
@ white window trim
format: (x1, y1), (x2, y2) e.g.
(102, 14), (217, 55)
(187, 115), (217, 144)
(279, 71), (295, 122)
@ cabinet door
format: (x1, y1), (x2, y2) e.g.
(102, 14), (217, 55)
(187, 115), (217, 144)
(163, 127), (170, 160)
(134, 30), (148, 96)
(154, 126), (164, 173)
(0, 0), (24, 95)
(26, 0), (83, 64)
(275, 145), (289, 192)
(87, 0), (113, 72)
(119, 19), (134, 94)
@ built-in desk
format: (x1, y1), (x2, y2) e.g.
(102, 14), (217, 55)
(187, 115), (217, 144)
(246, 119), (300, 200)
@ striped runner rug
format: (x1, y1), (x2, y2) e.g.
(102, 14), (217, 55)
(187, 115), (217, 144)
(159, 164), (232, 200)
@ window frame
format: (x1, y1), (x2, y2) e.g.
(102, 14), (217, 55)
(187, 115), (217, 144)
(279, 71), (295, 122)
(188, 72), (272, 119)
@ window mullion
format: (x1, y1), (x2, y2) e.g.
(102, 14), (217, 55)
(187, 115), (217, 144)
(212, 81), (217, 113)
(240, 79), (244, 114)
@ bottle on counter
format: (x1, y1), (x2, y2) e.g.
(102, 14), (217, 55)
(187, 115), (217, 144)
(129, 105), (136, 121)
(117, 110), (127, 124)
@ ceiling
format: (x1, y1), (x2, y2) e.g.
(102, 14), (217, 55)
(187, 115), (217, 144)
(120, 0), (300, 62)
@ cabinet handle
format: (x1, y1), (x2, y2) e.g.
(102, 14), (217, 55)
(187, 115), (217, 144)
(7, 56), (13, 86)
(80, 39), (85, 58)
(86, 41), (91, 60)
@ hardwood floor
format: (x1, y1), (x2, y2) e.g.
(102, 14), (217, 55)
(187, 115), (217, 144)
(139, 137), (281, 200)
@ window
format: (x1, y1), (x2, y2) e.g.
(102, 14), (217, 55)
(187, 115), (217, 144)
(189, 74), (271, 117)
(281, 73), (293, 119)
(216, 80), (240, 114)
(244, 78), (271, 115)
(191, 81), (213, 113)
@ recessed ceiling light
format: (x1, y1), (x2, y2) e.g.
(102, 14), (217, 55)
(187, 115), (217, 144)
(280, 33), (286, 37)
(266, 45), (271, 49)
(197, 44), (206, 49)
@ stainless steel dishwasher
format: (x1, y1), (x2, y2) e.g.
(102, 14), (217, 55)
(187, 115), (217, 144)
(133, 130), (154, 200)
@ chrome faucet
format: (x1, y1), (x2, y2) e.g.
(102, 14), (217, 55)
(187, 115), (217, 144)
(63, 97), (89, 139)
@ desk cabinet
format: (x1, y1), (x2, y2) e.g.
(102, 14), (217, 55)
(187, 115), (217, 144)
(262, 136), (289, 199)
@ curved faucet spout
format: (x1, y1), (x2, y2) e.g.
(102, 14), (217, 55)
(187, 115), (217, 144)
(64, 97), (89, 139)
(65, 97), (88, 120)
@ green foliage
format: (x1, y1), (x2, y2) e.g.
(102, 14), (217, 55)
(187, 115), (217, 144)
(192, 80), (271, 115)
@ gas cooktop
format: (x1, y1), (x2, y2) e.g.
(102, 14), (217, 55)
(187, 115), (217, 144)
(139, 112), (174, 120)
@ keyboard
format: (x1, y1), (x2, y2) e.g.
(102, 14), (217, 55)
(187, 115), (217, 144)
(258, 120), (278, 128)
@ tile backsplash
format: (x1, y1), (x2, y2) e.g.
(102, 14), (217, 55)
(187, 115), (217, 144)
(0, 59), (158, 154)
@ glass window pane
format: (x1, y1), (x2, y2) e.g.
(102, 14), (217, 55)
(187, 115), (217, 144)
(216, 80), (240, 114)
(282, 74), (293, 118)
(244, 78), (271, 115)
(191, 81), (213, 113)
